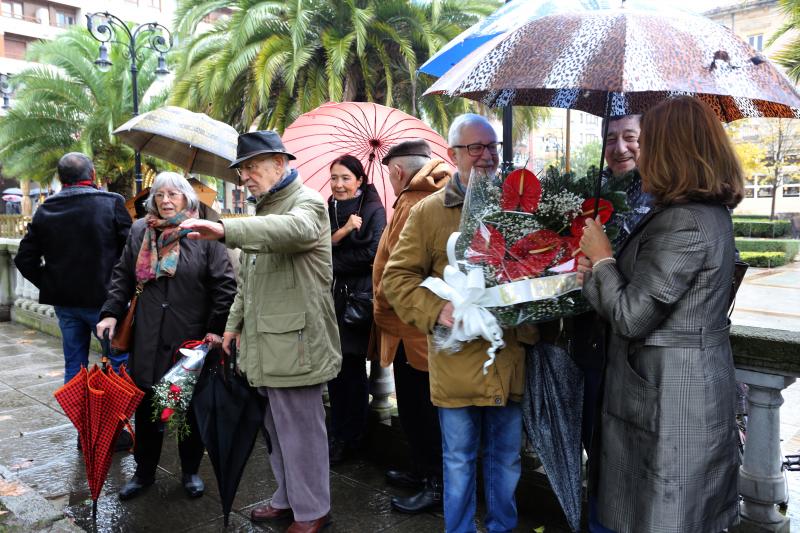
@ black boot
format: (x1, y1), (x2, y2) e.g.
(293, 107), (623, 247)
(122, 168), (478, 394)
(118, 475), (155, 501)
(390, 477), (442, 514)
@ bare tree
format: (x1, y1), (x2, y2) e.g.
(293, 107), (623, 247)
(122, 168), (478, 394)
(762, 118), (798, 220)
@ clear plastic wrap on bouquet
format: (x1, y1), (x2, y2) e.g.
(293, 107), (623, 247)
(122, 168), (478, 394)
(151, 341), (209, 440)
(420, 166), (631, 372)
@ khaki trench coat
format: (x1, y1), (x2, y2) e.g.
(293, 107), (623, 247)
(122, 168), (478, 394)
(223, 177), (342, 388)
(372, 158), (452, 371)
(583, 202), (739, 533)
(382, 176), (533, 408)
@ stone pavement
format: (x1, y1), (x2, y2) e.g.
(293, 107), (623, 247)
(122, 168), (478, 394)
(0, 321), (569, 532)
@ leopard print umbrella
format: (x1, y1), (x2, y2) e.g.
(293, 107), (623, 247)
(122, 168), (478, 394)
(425, 8), (800, 121)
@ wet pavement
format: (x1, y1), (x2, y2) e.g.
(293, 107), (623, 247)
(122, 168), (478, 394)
(0, 321), (569, 532)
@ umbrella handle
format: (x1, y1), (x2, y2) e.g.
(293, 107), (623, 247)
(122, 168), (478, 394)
(100, 330), (111, 372)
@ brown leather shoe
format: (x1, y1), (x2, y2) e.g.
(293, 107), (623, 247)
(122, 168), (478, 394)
(286, 514), (331, 533)
(250, 503), (292, 522)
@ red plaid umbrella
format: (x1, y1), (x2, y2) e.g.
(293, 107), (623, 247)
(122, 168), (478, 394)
(54, 364), (143, 518)
(281, 101), (452, 217)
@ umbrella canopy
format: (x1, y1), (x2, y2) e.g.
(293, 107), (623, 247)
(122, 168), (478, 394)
(522, 342), (584, 532)
(54, 364), (143, 515)
(2, 194), (21, 202)
(113, 106), (240, 183)
(2, 187), (22, 196)
(420, 0), (601, 77)
(192, 345), (265, 527)
(281, 101), (452, 216)
(426, 8), (800, 121)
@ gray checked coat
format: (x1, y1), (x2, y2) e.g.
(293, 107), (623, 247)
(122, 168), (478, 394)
(583, 202), (739, 533)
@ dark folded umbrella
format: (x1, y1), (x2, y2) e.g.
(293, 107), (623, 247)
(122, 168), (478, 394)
(193, 344), (265, 526)
(521, 342), (584, 532)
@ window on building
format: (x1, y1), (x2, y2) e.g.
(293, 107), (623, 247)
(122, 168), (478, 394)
(783, 186), (800, 198)
(748, 34), (763, 51)
(757, 186), (773, 198)
(744, 187), (755, 198)
(143, 0), (161, 8)
(3, 35), (28, 59)
(1, 1), (22, 19)
(55, 10), (76, 27)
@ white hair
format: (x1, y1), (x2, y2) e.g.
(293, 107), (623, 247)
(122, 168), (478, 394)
(144, 172), (200, 216)
(448, 113), (493, 146)
(391, 154), (430, 177)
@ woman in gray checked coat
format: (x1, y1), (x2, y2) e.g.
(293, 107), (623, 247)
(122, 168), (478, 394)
(576, 97), (744, 533)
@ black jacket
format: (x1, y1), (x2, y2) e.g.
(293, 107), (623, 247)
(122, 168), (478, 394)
(100, 218), (237, 388)
(15, 186), (132, 307)
(328, 184), (386, 355)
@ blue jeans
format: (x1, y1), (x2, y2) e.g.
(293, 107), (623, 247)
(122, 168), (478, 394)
(54, 306), (127, 383)
(439, 402), (523, 533)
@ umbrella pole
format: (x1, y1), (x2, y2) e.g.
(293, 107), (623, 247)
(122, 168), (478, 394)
(502, 105), (513, 174)
(593, 92), (613, 216)
(184, 148), (199, 177)
(92, 500), (97, 522)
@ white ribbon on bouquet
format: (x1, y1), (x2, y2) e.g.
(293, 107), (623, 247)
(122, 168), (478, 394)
(420, 232), (581, 374)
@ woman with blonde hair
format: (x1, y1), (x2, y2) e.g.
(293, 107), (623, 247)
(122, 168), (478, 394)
(577, 96), (744, 533)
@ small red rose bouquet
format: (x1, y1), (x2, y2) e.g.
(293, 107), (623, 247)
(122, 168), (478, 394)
(421, 166), (629, 372)
(151, 340), (209, 440)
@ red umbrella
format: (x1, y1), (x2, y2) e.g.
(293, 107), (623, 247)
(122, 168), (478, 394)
(282, 101), (452, 216)
(54, 364), (143, 519)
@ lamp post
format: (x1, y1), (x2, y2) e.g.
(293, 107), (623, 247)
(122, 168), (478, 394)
(86, 12), (173, 194)
(0, 74), (12, 110)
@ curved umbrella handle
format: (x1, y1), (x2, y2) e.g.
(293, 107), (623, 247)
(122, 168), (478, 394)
(100, 330), (111, 372)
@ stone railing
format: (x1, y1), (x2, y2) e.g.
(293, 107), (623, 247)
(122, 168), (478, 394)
(0, 216), (32, 239)
(0, 236), (797, 531)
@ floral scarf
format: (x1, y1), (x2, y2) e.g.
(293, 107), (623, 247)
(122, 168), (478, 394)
(135, 210), (197, 283)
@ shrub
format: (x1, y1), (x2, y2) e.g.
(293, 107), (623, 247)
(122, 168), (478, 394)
(732, 219), (791, 238)
(736, 238), (800, 262)
(739, 251), (787, 268)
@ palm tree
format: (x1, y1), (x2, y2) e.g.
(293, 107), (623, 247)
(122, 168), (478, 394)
(170, 0), (499, 134)
(0, 27), (167, 196)
(768, 0), (800, 81)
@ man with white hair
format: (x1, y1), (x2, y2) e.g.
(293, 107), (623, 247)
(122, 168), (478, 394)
(382, 115), (535, 532)
(181, 131), (342, 533)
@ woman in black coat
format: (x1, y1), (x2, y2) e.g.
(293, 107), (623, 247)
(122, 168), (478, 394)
(96, 172), (237, 501)
(327, 155), (387, 464)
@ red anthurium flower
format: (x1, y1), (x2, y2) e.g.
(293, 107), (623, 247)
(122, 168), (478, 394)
(169, 384), (182, 394)
(160, 408), (175, 422)
(579, 198), (614, 224)
(498, 260), (537, 283)
(509, 230), (562, 273)
(501, 169), (542, 212)
(570, 215), (589, 238)
(467, 224), (506, 267)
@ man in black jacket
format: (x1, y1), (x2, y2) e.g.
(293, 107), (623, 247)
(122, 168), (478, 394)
(15, 153), (132, 383)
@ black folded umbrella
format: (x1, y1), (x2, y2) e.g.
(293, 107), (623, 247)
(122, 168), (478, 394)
(521, 342), (584, 532)
(193, 344), (265, 526)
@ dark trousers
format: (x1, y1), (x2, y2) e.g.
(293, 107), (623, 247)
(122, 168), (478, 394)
(327, 354), (369, 444)
(133, 389), (204, 479)
(393, 342), (442, 479)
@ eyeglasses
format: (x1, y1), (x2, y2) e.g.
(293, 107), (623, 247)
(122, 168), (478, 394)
(235, 160), (264, 177)
(153, 191), (183, 202)
(451, 142), (502, 156)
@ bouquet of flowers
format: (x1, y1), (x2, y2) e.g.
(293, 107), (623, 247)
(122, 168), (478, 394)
(151, 340), (209, 440)
(421, 166), (632, 372)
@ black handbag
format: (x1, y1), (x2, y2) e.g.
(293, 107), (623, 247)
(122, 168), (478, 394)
(343, 288), (374, 327)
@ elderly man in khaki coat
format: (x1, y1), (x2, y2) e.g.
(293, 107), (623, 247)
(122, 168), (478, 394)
(182, 131), (341, 533)
(382, 115), (535, 533)
(372, 139), (451, 513)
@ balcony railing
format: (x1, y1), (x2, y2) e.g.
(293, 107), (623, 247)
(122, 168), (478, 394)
(0, 215), (31, 238)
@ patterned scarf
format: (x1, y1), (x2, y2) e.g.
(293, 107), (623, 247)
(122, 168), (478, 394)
(135, 210), (196, 283)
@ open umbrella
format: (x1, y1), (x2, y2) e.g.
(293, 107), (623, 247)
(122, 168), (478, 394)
(192, 343), (265, 527)
(113, 106), (240, 183)
(2, 187), (22, 196)
(425, 8), (800, 121)
(522, 342), (584, 532)
(2, 194), (22, 202)
(54, 357), (143, 520)
(281, 101), (452, 216)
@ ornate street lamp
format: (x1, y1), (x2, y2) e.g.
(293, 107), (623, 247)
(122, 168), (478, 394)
(86, 12), (173, 193)
(0, 74), (12, 110)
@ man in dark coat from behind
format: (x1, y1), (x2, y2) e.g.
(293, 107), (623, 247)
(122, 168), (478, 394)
(15, 152), (132, 383)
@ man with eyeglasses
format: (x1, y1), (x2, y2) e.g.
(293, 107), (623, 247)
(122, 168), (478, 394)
(382, 114), (535, 533)
(181, 131), (342, 533)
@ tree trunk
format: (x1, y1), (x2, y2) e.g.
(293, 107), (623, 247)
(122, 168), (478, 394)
(770, 165), (779, 221)
(20, 178), (31, 216)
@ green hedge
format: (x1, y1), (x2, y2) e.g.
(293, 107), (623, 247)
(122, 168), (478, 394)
(732, 219), (791, 238)
(736, 238), (800, 262)
(739, 251), (787, 268)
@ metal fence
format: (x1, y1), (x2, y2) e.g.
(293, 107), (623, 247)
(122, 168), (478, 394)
(0, 215), (31, 238)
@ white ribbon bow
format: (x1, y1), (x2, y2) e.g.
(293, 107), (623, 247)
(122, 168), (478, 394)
(421, 232), (505, 374)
